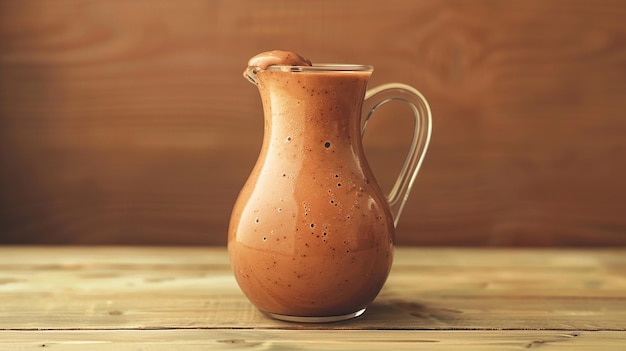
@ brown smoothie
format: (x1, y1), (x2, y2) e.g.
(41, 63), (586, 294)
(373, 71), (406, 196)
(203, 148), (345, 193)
(228, 51), (394, 318)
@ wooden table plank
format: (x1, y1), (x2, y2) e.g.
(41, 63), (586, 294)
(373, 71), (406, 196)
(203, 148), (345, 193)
(0, 247), (624, 350)
(0, 330), (625, 350)
(1, 247), (624, 332)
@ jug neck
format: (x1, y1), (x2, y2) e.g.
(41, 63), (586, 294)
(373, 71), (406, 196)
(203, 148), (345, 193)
(255, 67), (372, 130)
(254, 69), (372, 157)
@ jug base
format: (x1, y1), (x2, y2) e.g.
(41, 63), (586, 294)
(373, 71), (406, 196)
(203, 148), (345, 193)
(263, 308), (366, 323)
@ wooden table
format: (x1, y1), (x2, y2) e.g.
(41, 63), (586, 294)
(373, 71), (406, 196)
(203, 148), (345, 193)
(1, 247), (624, 350)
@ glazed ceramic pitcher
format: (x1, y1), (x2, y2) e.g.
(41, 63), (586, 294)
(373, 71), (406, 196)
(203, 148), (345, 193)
(228, 51), (432, 323)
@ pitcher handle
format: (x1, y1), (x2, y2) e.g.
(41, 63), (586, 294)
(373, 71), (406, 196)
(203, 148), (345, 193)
(362, 83), (432, 227)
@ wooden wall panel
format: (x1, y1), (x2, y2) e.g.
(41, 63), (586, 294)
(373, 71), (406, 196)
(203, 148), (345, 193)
(1, 0), (625, 246)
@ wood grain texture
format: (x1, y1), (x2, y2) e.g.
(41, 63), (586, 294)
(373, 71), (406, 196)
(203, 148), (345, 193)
(0, 247), (624, 331)
(1, 0), (625, 246)
(0, 247), (624, 350)
(1, 330), (625, 351)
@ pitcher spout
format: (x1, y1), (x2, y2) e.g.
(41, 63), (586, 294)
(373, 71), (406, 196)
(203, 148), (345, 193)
(243, 66), (261, 85)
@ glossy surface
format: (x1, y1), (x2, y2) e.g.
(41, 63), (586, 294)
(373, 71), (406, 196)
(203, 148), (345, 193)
(229, 57), (394, 318)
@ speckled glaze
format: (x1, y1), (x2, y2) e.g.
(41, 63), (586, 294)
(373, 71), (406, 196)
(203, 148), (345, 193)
(228, 54), (394, 319)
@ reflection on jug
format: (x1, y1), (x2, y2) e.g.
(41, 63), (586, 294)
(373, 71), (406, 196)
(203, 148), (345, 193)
(228, 50), (432, 323)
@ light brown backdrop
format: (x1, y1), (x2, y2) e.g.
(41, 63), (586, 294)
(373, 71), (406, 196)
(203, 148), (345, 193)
(1, 0), (625, 246)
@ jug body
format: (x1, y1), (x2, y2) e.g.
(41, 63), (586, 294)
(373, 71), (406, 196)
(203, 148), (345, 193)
(228, 66), (394, 322)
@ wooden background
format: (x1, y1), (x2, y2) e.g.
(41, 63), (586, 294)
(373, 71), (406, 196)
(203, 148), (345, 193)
(1, 0), (625, 246)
